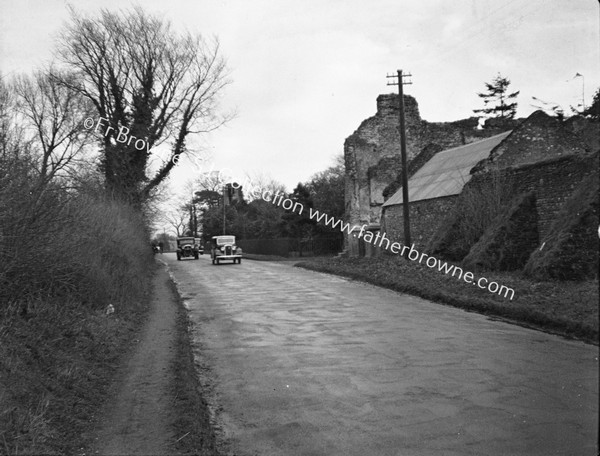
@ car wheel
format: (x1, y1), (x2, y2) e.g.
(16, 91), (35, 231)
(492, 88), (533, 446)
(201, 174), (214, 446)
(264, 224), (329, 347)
(238, 258), (242, 264)
(216, 258), (220, 265)
(177, 253), (181, 261)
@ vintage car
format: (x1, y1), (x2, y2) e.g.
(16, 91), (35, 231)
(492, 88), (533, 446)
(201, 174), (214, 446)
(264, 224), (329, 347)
(194, 238), (204, 255)
(211, 235), (242, 265)
(176, 236), (199, 260)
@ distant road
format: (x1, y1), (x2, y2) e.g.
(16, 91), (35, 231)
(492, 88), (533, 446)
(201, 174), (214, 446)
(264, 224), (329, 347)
(166, 253), (598, 456)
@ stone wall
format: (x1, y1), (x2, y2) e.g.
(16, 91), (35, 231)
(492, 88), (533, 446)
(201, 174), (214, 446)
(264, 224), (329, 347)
(368, 156), (403, 206)
(382, 196), (456, 250)
(492, 152), (598, 241)
(524, 171), (599, 280)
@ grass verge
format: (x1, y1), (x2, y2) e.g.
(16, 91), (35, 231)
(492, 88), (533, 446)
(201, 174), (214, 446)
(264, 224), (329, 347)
(296, 256), (598, 344)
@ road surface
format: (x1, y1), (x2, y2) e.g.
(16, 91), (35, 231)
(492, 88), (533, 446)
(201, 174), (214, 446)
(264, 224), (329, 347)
(164, 253), (598, 456)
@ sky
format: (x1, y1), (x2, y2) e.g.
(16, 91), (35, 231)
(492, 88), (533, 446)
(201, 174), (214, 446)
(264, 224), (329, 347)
(1, 0), (599, 193)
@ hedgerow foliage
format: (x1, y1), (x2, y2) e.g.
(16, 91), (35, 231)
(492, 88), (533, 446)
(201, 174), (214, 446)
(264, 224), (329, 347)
(0, 149), (153, 453)
(0, 155), (152, 309)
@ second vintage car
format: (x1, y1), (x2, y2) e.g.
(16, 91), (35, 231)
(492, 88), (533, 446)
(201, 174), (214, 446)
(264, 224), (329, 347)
(176, 236), (199, 261)
(210, 235), (242, 265)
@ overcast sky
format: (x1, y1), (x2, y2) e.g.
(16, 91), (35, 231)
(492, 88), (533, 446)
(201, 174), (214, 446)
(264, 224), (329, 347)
(1, 0), (598, 192)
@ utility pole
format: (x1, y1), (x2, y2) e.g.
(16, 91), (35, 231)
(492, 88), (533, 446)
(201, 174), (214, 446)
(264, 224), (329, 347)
(574, 72), (585, 111)
(387, 69), (412, 255)
(192, 204), (197, 237)
(222, 185), (226, 235)
(190, 190), (199, 237)
(193, 190), (203, 239)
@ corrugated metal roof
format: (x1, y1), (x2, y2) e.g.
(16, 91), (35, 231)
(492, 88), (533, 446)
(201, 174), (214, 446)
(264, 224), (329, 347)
(382, 131), (511, 207)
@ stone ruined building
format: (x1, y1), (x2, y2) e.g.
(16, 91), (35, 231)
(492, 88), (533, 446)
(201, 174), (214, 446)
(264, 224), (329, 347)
(343, 93), (505, 256)
(380, 110), (599, 279)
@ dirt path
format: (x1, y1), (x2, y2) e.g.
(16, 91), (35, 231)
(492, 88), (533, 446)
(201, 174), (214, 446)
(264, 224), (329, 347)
(88, 266), (180, 455)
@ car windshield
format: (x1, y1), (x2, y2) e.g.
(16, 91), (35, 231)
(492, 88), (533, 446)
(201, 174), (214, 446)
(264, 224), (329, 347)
(178, 238), (194, 245)
(214, 236), (235, 245)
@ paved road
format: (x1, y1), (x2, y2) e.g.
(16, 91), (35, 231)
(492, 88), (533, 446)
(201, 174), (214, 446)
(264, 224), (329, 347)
(164, 253), (598, 456)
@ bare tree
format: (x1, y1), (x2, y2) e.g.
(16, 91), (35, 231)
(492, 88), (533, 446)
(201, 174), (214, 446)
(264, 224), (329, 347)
(1, 73), (90, 287)
(14, 69), (95, 188)
(161, 209), (188, 237)
(192, 171), (228, 194)
(56, 6), (232, 203)
(242, 172), (287, 201)
(0, 76), (29, 161)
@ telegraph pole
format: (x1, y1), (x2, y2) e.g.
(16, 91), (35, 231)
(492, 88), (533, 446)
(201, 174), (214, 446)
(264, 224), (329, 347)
(575, 72), (585, 111)
(387, 69), (412, 254)
(222, 185), (226, 235)
(193, 204), (198, 237)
